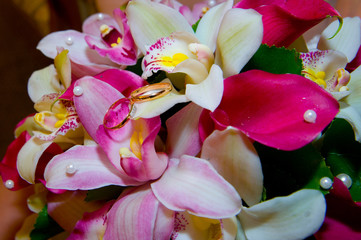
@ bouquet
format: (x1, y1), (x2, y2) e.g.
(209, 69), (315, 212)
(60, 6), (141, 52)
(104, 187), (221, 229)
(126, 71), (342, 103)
(1, 0), (361, 239)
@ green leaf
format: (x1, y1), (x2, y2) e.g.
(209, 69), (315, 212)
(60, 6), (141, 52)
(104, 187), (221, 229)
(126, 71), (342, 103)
(85, 185), (125, 202)
(254, 143), (333, 200)
(192, 19), (200, 32)
(322, 118), (361, 201)
(242, 44), (303, 75)
(30, 205), (63, 240)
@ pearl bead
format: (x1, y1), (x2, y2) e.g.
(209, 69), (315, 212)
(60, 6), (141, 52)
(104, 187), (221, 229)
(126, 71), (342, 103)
(66, 163), (77, 175)
(97, 13), (104, 21)
(5, 180), (14, 189)
(208, 0), (216, 6)
(65, 36), (73, 45)
(304, 109), (317, 123)
(73, 86), (83, 96)
(319, 177), (332, 190)
(336, 173), (352, 188)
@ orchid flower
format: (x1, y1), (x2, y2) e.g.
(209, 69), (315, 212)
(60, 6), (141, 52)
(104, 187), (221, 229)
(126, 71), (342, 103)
(125, 0), (263, 118)
(37, 8), (137, 77)
(301, 17), (361, 142)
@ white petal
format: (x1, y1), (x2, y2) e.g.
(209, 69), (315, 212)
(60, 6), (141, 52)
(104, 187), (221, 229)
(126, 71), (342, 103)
(126, 0), (194, 54)
(337, 102), (361, 142)
(27, 65), (61, 103)
(17, 136), (52, 184)
(239, 189), (326, 240)
(185, 64), (223, 111)
(195, 0), (233, 52)
(344, 65), (361, 119)
(215, 8), (263, 77)
(201, 128), (263, 206)
(318, 17), (361, 62)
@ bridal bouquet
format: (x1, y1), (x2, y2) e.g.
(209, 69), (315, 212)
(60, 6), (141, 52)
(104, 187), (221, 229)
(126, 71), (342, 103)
(2, 0), (361, 239)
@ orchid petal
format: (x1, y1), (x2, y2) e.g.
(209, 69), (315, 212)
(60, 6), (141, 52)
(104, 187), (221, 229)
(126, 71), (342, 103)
(151, 156), (241, 218)
(104, 185), (173, 240)
(37, 30), (118, 67)
(318, 17), (361, 62)
(54, 49), (72, 88)
(185, 64), (223, 111)
(201, 128), (263, 206)
(17, 136), (52, 184)
(47, 190), (103, 232)
(173, 58), (209, 84)
(215, 8), (263, 77)
(15, 214), (38, 239)
(44, 145), (139, 190)
(126, 0), (194, 54)
(68, 201), (114, 240)
(344, 65), (361, 119)
(239, 189), (326, 240)
(73, 76), (124, 141)
(212, 70), (339, 151)
(82, 13), (117, 35)
(27, 65), (61, 103)
(131, 80), (189, 119)
(166, 103), (202, 158)
(337, 103), (361, 142)
(195, 0), (233, 52)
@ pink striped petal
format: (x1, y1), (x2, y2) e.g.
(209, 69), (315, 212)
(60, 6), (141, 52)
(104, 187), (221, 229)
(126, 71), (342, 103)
(210, 70), (339, 150)
(151, 156), (242, 218)
(165, 103), (203, 158)
(104, 185), (173, 240)
(44, 145), (139, 190)
(82, 13), (117, 36)
(73, 76), (124, 141)
(235, 0), (340, 47)
(68, 201), (114, 240)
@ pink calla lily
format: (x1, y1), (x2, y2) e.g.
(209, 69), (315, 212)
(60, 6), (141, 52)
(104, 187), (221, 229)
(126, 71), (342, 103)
(199, 70), (339, 150)
(234, 0), (340, 47)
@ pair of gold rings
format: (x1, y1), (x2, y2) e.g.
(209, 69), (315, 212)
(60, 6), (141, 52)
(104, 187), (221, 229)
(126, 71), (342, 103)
(103, 82), (172, 129)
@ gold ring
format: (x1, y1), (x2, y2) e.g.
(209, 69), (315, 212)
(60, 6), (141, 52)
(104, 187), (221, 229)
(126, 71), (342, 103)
(103, 98), (134, 129)
(130, 82), (172, 103)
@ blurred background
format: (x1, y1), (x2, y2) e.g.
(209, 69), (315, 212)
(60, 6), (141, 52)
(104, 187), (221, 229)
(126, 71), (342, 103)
(0, 0), (360, 239)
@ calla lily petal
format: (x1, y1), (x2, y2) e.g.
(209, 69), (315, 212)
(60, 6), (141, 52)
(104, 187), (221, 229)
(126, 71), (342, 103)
(151, 156), (242, 218)
(215, 8), (263, 77)
(211, 70), (339, 151)
(318, 17), (361, 62)
(239, 189), (326, 240)
(73, 76), (124, 141)
(201, 128), (263, 206)
(185, 64), (223, 111)
(104, 185), (173, 240)
(195, 0), (233, 52)
(165, 103), (202, 158)
(337, 103), (361, 142)
(44, 145), (139, 190)
(126, 0), (194, 54)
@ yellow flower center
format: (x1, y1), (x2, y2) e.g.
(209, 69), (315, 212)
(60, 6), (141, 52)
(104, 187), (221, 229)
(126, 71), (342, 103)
(302, 68), (327, 88)
(160, 53), (189, 67)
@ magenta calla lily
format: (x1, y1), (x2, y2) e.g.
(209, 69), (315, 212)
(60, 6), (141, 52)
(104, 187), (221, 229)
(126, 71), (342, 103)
(200, 70), (339, 150)
(234, 0), (340, 47)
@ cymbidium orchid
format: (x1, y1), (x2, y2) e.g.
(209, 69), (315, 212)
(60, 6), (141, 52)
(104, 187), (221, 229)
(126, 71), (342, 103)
(301, 17), (361, 141)
(125, 0), (263, 118)
(37, 8), (137, 77)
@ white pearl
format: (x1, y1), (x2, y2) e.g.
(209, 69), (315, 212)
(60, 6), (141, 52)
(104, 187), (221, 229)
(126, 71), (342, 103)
(5, 180), (14, 189)
(319, 177), (332, 190)
(66, 163), (77, 175)
(208, 0), (216, 7)
(97, 13), (104, 21)
(65, 36), (73, 45)
(304, 109), (317, 123)
(73, 86), (83, 96)
(336, 173), (352, 188)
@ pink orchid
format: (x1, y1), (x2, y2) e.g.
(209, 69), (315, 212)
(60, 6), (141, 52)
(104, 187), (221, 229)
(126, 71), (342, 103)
(37, 8), (137, 77)
(314, 178), (361, 240)
(199, 70), (339, 151)
(234, 0), (340, 47)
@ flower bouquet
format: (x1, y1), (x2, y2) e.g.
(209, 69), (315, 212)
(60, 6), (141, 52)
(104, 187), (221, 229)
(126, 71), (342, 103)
(1, 0), (361, 239)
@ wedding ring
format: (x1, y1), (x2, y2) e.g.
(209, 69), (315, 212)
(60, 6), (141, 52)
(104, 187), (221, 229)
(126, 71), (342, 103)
(130, 82), (172, 103)
(103, 98), (134, 129)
